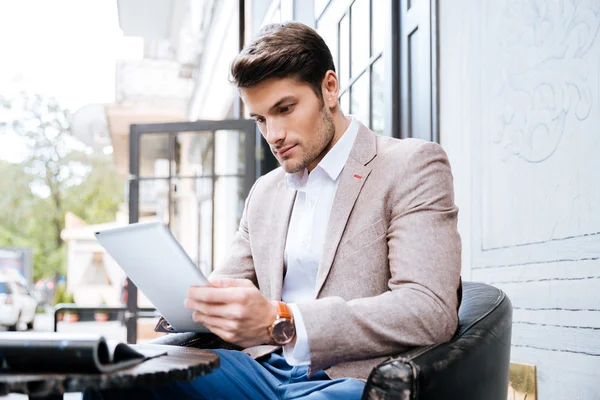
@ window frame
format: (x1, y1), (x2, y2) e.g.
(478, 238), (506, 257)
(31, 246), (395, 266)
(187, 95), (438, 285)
(398, 0), (438, 142)
(317, 0), (397, 137)
(337, 0), (384, 132)
(317, 0), (438, 142)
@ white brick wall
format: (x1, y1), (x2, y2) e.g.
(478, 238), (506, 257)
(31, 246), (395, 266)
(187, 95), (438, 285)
(440, 1), (600, 399)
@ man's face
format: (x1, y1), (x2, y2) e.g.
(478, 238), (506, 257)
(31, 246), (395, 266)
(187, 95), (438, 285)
(241, 77), (335, 174)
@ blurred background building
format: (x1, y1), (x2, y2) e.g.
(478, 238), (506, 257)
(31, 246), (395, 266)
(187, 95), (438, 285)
(43, 0), (600, 398)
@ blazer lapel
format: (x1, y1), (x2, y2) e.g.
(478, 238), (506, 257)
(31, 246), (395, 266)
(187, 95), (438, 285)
(314, 123), (377, 297)
(269, 181), (297, 301)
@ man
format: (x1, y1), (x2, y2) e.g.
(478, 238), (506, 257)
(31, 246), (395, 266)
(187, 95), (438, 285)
(87, 21), (461, 399)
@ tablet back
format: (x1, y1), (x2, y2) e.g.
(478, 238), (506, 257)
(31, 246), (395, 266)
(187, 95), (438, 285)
(95, 221), (209, 332)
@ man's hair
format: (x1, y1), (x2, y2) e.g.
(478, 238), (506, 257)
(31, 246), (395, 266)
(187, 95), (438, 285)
(230, 22), (335, 100)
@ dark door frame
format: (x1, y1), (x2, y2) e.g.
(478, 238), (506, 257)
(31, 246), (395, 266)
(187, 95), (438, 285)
(125, 119), (257, 344)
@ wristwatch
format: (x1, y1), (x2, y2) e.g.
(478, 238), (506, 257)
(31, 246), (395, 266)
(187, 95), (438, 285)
(269, 301), (296, 345)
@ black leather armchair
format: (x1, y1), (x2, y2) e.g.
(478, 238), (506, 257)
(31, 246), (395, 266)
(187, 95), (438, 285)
(150, 282), (513, 400)
(363, 282), (512, 399)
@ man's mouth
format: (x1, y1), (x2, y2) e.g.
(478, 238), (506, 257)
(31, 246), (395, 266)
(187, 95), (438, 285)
(277, 145), (296, 157)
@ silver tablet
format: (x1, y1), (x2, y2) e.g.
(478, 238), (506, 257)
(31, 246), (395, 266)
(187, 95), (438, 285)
(95, 221), (209, 333)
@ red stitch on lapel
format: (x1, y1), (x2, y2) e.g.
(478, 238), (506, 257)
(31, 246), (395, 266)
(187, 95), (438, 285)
(353, 174), (362, 179)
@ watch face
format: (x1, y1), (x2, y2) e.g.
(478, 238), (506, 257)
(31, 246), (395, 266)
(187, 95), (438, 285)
(272, 318), (295, 345)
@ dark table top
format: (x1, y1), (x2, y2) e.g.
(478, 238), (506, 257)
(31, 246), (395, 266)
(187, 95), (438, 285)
(0, 344), (219, 399)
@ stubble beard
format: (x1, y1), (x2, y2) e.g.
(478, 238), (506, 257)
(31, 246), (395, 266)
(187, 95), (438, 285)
(282, 106), (336, 174)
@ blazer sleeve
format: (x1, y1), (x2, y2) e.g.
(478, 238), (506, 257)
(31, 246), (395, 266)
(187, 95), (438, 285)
(297, 141), (462, 372)
(209, 178), (260, 285)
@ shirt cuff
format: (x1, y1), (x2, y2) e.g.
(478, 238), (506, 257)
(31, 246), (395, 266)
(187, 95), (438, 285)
(282, 303), (311, 365)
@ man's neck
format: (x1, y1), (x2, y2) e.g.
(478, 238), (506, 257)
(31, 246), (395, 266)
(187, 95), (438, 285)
(317, 110), (351, 162)
(331, 110), (351, 148)
(306, 109), (351, 173)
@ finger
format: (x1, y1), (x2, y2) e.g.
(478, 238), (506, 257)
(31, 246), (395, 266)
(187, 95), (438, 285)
(185, 299), (242, 319)
(203, 325), (237, 344)
(188, 286), (249, 304)
(209, 277), (255, 289)
(192, 312), (237, 331)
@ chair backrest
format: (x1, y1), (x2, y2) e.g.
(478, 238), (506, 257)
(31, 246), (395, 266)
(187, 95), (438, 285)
(456, 281), (510, 337)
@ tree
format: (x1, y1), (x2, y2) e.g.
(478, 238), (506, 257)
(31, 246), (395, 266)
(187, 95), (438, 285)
(0, 92), (124, 280)
(63, 153), (124, 225)
(0, 160), (43, 246)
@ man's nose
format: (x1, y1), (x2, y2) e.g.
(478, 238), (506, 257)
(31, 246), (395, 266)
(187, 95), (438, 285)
(265, 119), (285, 145)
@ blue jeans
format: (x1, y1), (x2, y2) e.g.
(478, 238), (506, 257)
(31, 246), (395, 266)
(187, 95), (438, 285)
(83, 349), (365, 399)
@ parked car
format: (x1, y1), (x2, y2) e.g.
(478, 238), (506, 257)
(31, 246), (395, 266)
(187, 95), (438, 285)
(0, 276), (37, 331)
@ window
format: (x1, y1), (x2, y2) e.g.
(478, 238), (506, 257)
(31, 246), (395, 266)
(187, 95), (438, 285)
(317, 0), (439, 142)
(317, 0), (389, 136)
(264, 0), (294, 26)
(399, 0), (438, 142)
(315, 0), (330, 19)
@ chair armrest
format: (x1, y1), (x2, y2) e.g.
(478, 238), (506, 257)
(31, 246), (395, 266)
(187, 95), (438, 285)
(149, 331), (245, 351)
(149, 332), (209, 347)
(363, 283), (513, 400)
(149, 317), (243, 351)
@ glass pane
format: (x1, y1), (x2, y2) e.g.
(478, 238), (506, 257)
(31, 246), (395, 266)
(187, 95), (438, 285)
(317, 0), (353, 27)
(197, 178), (213, 275)
(175, 131), (213, 177)
(315, 0), (329, 18)
(372, 0), (386, 56)
(214, 130), (246, 176)
(139, 133), (169, 177)
(136, 178), (168, 306)
(271, 6), (281, 23)
(213, 177), (245, 272)
(281, 0), (293, 20)
(317, 20), (337, 75)
(350, 71), (370, 127)
(169, 178), (212, 270)
(340, 91), (350, 115)
(351, 0), (370, 76)
(371, 58), (386, 135)
(339, 14), (350, 88)
(169, 177), (213, 276)
(317, 0), (355, 24)
(138, 179), (169, 223)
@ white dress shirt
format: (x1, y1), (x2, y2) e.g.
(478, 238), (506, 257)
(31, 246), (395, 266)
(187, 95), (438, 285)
(281, 116), (360, 365)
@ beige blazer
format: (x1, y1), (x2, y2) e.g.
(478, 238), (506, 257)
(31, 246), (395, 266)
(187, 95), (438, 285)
(213, 122), (462, 381)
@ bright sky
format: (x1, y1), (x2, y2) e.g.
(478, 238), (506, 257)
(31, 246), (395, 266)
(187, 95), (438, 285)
(0, 0), (142, 162)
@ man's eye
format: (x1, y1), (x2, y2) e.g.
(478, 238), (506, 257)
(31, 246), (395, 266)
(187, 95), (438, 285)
(279, 105), (293, 114)
(255, 117), (265, 124)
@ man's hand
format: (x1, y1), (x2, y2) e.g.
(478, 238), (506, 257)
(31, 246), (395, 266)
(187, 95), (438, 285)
(184, 278), (278, 348)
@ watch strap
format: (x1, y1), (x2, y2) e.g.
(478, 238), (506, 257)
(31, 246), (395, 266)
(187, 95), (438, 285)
(273, 301), (293, 320)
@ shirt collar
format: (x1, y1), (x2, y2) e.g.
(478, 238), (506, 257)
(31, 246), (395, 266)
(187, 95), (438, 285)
(285, 116), (359, 190)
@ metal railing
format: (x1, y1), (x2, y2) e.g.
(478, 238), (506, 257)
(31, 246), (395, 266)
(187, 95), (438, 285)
(53, 303), (159, 332)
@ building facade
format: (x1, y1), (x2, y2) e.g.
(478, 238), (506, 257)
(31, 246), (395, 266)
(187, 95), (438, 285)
(189, 1), (600, 397)
(105, 0), (600, 396)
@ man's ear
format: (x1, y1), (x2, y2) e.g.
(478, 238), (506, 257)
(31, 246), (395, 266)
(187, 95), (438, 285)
(321, 70), (339, 109)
